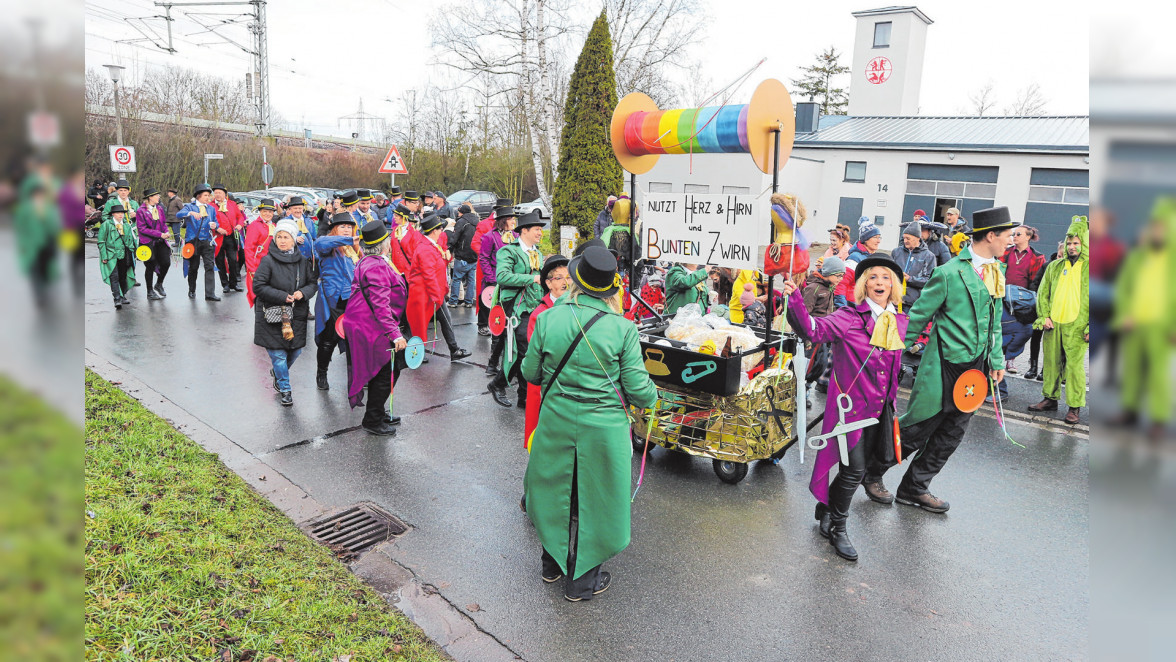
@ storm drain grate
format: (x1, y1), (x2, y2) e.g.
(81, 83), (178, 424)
(305, 503), (407, 558)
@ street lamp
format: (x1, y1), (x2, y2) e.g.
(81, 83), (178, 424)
(103, 64), (126, 145)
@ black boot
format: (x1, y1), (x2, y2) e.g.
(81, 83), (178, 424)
(1025, 357), (1039, 381)
(814, 502), (831, 539)
(828, 522), (858, 561)
(316, 370), (329, 390)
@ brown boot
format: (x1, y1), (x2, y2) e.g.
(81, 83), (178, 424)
(863, 479), (894, 504)
(895, 491), (950, 513)
(1109, 411), (1139, 427)
(1064, 407), (1080, 424)
(1028, 397), (1058, 412)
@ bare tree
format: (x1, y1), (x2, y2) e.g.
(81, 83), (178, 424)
(968, 80), (997, 116)
(1004, 83), (1049, 116)
(605, 0), (705, 107)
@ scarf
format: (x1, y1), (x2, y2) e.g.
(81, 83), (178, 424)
(216, 200), (228, 214)
(149, 205), (159, 221)
(981, 262), (1005, 298)
(279, 246), (296, 256)
(870, 310), (904, 350)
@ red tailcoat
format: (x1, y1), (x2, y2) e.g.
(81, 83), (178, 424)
(405, 237), (449, 341)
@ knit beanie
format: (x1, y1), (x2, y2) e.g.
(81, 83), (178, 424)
(739, 282), (756, 307)
(274, 219), (300, 239)
(858, 216), (880, 243)
(820, 256), (846, 276)
(903, 221), (922, 238)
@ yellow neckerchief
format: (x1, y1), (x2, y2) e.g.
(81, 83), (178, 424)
(501, 230), (516, 244)
(378, 253), (402, 276)
(263, 220), (276, 237)
(113, 216), (125, 236)
(395, 223), (409, 240)
(290, 214), (308, 234)
(426, 234), (449, 261)
(981, 262), (1005, 298)
(197, 202), (207, 218)
(332, 232), (359, 263)
(865, 298), (904, 350)
(149, 205), (159, 221)
(216, 198), (228, 214)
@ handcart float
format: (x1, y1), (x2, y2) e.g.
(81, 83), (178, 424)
(609, 76), (820, 484)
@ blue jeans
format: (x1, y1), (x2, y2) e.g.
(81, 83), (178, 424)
(832, 294), (849, 308)
(448, 259), (476, 304)
(998, 311), (1033, 398)
(266, 347), (302, 392)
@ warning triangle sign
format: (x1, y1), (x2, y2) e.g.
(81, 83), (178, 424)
(378, 145), (409, 174)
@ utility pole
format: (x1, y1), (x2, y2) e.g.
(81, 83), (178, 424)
(103, 64), (127, 145)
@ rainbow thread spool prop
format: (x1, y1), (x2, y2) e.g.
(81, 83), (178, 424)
(335, 313), (346, 339)
(404, 336), (426, 369)
(611, 79), (796, 175)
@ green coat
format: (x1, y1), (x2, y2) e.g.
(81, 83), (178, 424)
(496, 242), (545, 374)
(901, 246), (1005, 427)
(521, 295), (658, 578)
(97, 216), (138, 288)
(102, 196), (138, 225)
(14, 198), (61, 278)
(663, 265), (709, 316)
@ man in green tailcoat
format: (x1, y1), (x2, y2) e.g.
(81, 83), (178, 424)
(97, 203), (138, 309)
(488, 210), (547, 408)
(863, 206), (1015, 514)
(663, 263), (713, 316)
(101, 179), (138, 224)
(522, 245), (658, 601)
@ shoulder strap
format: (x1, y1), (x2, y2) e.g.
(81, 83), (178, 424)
(543, 310), (607, 398)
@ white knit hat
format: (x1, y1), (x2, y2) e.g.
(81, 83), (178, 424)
(274, 219), (299, 239)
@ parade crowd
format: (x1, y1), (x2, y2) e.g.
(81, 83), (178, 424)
(87, 175), (1098, 597)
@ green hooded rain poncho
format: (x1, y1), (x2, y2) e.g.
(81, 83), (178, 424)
(1034, 216), (1089, 408)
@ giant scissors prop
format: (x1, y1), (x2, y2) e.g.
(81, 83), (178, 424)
(804, 393), (877, 466)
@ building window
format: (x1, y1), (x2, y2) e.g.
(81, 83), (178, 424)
(1064, 188), (1089, 204)
(1028, 186), (1066, 203)
(844, 161), (867, 182)
(648, 181), (673, 193)
(684, 184), (710, 194)
(873, 22), (892, 48)
(906, 179), (936, 195)
(722, 186), (750, 194)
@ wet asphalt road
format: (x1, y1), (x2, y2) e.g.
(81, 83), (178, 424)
(84, 243), (1088, 661)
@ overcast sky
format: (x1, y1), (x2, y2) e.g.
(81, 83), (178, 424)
(82, 0), (1092, 139)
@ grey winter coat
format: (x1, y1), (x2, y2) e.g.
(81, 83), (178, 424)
(891, 240), (937, 307)
(253, 240), (319, 350)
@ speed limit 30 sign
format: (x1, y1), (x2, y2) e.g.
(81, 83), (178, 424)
(109, 145), (137, 173)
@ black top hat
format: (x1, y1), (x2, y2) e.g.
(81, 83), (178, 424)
(393, 203), (412, 219)
(256, 198), (277, 211)
(515, 209), (545, 230)
(967, 206), (1018, 235)
(332, 191), (345, 200)
(142, 187), (160, 199)
(419, 212), (446, 234)
(853, 254), (904, 283)
(389, 185), (402, 196)
(573, 238), (606, 257)
(361, 219), (389, 246)
(115, 179), (131, 190)
(193, 183), (212, 197)
(357, 188), (373, 201)
(569, 245), (619, 298)
(493, 205), (517, 219)
(286, 196), (307, 207)
(495, 197), (512, 207)
(212, 183), (228, 192)
(402, 190), (421, 202)
(539, 254), (570, 294)
(328, 212), (357, 229)
(108, 203), (127, 215)
(340, 189), (360, 206)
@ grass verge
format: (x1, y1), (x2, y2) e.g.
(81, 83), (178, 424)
(84, 369), (448, 661)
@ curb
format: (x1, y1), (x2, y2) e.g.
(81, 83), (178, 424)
(85, 349), (522, 662)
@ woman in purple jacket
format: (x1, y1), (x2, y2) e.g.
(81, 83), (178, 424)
(344, 221), (410, 437)
(134, 187), (172, 299)
(784, 255), (908, 562)
(477, 207), (517, 376)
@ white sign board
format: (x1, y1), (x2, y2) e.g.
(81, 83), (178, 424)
(378, 145), (409, 175)
(559, 225), (577, 258)
(28, 112), (60, 148)
(109, 145), (137, 173)
(642, 192), (769, 269)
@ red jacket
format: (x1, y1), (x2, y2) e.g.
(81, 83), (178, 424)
(213, 198), (246, 249)
(998, 247), (1047, 290)
(243, 219), (274, 306)
(405, 237), (449, 341)
(524, 292), (558, 450)
(470, 216), (495, 254)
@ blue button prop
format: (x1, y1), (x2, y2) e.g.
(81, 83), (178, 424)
(404, 336), (425, 369)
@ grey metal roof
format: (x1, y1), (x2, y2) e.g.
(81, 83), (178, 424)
(794, 115), (1089, 153)
(1090, 79), (1176, 124)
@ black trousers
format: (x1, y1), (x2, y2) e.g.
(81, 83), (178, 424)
(316, 300), (347, 371)
(363, 353), (404, 427)
(215, 234), (239, 288)
(435, 304), (460, 353)
(30, 241), (56, 303)
(537, 458), (602, 598)
(477, 285), (491, 328)
(143, 240), (170, 290)
(69, 235), (85, 297)
(828, 421), (883, 527)
(866, 407), (976, 496)
(490, 311), (530, 398)
(1029, 327), (1043, 365)
(187, 240), (217, 297)
(109, 254), (132, 299)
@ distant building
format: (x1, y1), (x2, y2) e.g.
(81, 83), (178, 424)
(630, 5), (1090, 253)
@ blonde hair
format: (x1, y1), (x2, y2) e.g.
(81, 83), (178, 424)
(565, 278), (624, 314)
(853, 265), (903, 306)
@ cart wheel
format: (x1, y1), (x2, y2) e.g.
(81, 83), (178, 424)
(713, 459), (748, 484)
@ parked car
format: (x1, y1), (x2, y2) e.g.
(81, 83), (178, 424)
(448, 190), (498, 219)
(515, 197), (551, 219)
(267, 186), (326, 210)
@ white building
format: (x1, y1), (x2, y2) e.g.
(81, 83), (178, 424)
(631, 5), (1090, 252)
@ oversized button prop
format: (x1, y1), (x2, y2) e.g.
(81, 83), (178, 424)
(181, 243), (196, 259)
(952, 369), (988, 413)
(335, 313), (346, 339)
(404, 336), (425, 369)
(135, 245), (153, 261)
(488, 304), (507, 336)
(481, 286), (495, 307)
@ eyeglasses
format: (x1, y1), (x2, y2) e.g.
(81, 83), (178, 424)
(547, 275), (568, 282)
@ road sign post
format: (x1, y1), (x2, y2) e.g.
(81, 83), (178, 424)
(378, 145), (409, 177)
(262, 146), (273, 189)
(203, 153), (223, 186)
(109, 145), (137, 173)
